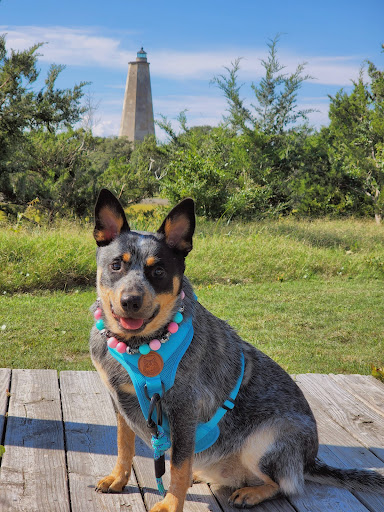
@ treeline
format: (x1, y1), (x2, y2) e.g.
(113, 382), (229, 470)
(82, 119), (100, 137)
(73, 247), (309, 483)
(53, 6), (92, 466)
(1, 35), (383, 223)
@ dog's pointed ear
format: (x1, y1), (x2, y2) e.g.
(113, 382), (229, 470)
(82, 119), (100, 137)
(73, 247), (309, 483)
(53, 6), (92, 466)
(94, 189), (130, 246)
(158, 198), (195, 255)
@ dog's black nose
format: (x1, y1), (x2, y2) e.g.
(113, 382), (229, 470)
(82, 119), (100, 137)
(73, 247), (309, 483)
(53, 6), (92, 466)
(120, 294), (143, 313)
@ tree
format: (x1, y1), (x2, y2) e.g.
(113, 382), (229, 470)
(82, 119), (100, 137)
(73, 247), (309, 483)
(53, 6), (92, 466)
(98, 135), (162, 205)
(211, 35), (315, 134)
(9, 128), (97, 217)
(328, 57), (384, 223)
(209, 36), (317, 216)
(0, 35), (88, 202)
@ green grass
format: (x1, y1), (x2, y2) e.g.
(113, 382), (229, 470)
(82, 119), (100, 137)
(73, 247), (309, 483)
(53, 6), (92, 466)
(0, 217), (383, 374)
(0, 217), (383, 293)
(0, 280), (382, 374)
(197, 280), (384, 374)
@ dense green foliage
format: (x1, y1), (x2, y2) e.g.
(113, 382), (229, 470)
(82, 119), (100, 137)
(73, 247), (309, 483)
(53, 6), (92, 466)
(1, 34), (383, 222)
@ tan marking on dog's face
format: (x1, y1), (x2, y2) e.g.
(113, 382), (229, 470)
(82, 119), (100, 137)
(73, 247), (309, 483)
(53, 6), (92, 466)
(172, 276), (181, 295)
(139, 292), (178, 337)
(122, 252), (131, 263)
(97, 267), (102, 286)
(145, 256), (158, 267)
(96, 264), (183, 341)
(138, 276), (181, 337)
(97, 281), (129, 338)
(137, 275), (181, 337)
(114, 284), (154, 317)
(97, 266), (153, 338)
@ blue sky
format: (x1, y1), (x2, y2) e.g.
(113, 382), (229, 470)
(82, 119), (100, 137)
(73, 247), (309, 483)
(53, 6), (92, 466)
(1, 0), (383, 139)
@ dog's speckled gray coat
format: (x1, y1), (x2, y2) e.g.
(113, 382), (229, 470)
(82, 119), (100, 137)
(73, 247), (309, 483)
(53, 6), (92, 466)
(90, 192), (384, 507)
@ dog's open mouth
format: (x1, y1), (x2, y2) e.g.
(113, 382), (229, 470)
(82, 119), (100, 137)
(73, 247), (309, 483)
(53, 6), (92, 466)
(111, 304), (159, 332)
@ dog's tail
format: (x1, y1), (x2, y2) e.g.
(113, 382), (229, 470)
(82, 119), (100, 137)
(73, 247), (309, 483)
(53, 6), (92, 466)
(306, 460), (384, 494)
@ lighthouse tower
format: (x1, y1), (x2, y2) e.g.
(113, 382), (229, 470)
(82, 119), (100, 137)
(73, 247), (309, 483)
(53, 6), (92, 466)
(119, 47), (155, 142)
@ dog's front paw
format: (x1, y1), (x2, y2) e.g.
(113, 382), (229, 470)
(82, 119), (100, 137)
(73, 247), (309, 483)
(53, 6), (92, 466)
(95, 472), (129, 493)
(149, 502), (169, 512)
(150, 494), (182, 512)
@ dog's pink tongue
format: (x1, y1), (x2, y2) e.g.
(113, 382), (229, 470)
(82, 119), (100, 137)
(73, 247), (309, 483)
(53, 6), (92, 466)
(119, 317), (144, 330)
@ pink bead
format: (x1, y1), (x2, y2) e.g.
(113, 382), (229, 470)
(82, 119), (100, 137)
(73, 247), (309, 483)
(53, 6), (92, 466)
(180, 290), (185, 300)
(107, 337), (118, 349)
(116, 342), (127, 353)
(94, 308), (102, 320)
(167, 321), (179, 334)
(149, 339), (161, 351)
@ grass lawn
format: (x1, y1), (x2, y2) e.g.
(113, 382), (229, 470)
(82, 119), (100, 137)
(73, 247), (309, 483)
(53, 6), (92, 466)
(0, 279), (382, 374)
(0, 216), (383, 375)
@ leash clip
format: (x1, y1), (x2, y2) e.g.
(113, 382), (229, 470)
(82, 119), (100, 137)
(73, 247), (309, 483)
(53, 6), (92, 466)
(147, 393), (168, 493)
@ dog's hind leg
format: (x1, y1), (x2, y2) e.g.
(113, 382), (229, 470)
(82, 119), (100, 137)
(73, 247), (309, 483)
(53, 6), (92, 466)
(96, 412), (135, 493)
(229, 427), (307, 508)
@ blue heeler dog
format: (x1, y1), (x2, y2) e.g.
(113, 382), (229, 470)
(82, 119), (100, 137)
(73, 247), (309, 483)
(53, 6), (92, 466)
(90, 189), (384, 511)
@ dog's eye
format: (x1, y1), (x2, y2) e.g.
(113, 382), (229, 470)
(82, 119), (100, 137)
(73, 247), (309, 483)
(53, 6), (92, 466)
(111, 260), (122, 271)
(152, 266), (166, 279)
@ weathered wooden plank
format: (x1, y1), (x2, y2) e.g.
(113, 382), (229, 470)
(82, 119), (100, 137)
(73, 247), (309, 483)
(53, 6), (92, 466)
(210, 483), (297, 512)
(60, 370), (146, 512)
(296, 374), (384, 462)
(1, 369), (382, 512)
(0, 369), (69, 512)
(330, 374), (384, 418)
(294, 379), (384, 512)
(289, 482), (370, 512)
(0, 368), (11, 440)
(210, 460), (369, 511)
(134, 405), (358, 512)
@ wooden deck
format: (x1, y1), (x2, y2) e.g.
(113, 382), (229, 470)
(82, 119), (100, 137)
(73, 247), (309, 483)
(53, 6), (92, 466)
(1, 370), (384, 512)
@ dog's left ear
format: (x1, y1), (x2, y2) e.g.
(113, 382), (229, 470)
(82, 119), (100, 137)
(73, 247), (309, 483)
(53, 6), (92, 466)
(94, 189), (130, 246)
(158, 198), (195, 255)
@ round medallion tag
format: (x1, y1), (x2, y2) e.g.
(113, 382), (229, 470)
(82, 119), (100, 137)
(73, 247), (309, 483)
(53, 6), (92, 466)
(138, 351), (164, 377)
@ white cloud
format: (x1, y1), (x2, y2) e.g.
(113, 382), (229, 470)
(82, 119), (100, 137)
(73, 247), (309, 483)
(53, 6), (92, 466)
(0, 26), (132, 69)
(1, 25), (363, 86)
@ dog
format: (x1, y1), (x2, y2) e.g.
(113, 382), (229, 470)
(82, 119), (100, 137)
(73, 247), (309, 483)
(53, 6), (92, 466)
(90, 189), (384, 511)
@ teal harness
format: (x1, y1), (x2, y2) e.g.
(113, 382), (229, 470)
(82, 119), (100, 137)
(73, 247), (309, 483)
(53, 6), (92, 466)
(108, 313), (245, 453)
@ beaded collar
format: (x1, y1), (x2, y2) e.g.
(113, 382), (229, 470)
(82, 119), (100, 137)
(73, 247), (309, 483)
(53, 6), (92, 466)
(94, 290), (185, 355)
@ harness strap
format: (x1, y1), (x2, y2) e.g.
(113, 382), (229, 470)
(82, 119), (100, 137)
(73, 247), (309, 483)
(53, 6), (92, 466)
(194, 352), (245, 453)
(108, 316), (245, 454)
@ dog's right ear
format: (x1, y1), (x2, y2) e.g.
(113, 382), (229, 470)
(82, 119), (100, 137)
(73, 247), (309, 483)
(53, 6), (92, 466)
(158, 198), (195, 255)
(93, 189), (130, 246)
